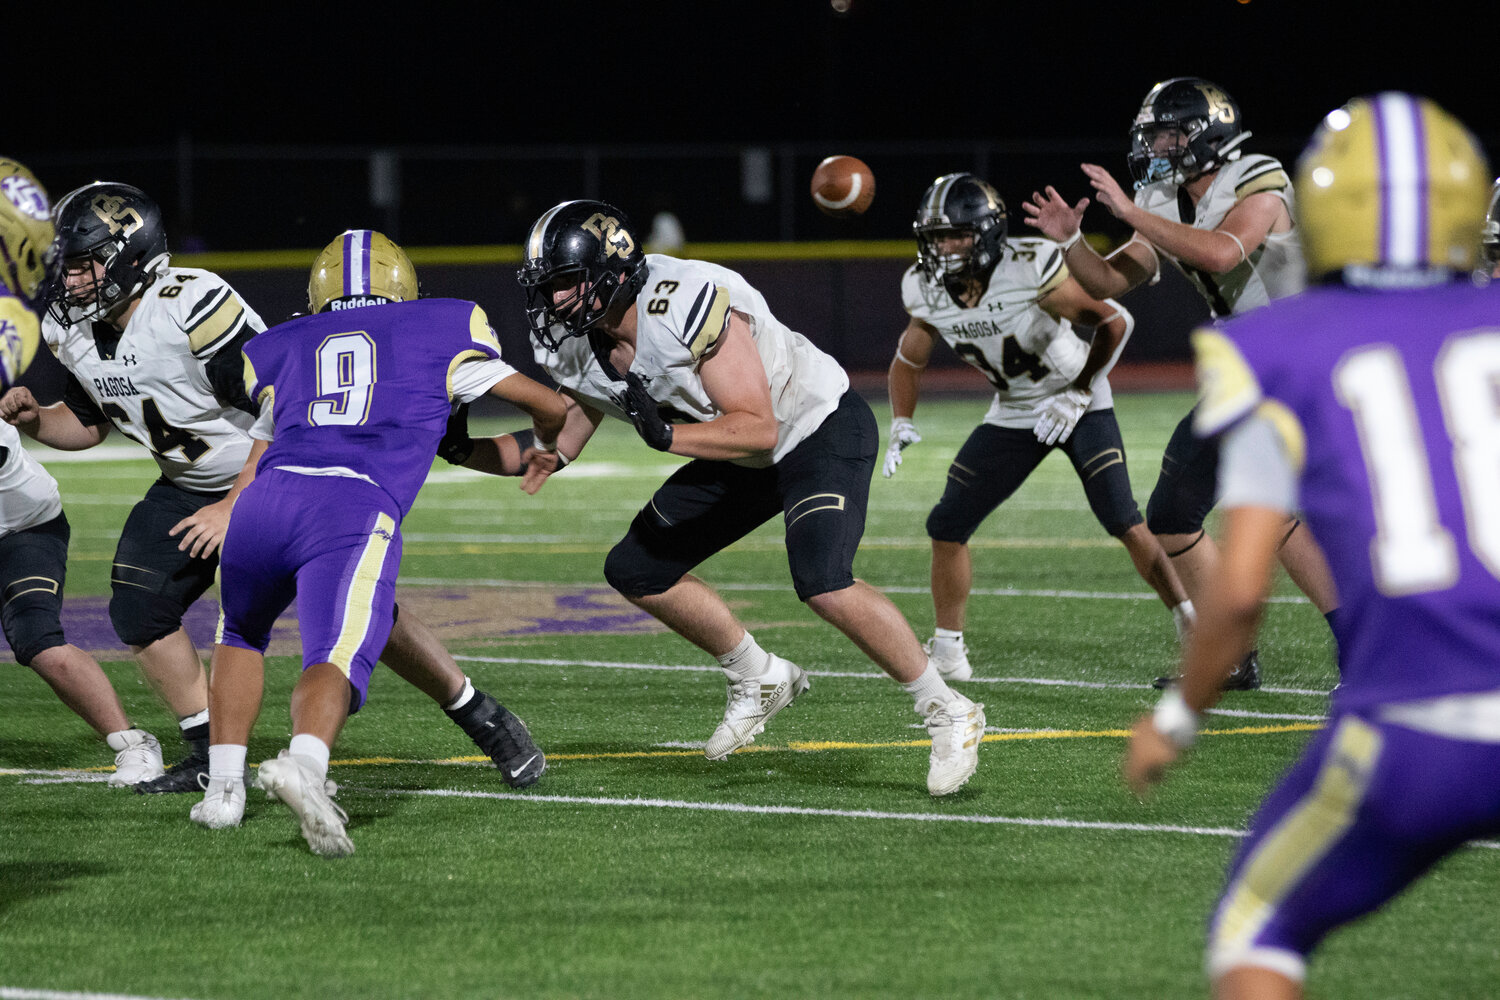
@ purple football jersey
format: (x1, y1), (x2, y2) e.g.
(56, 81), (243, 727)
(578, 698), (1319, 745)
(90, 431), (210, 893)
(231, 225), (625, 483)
(244, 298), (499, 516)
(1223, 279), (1500, 710)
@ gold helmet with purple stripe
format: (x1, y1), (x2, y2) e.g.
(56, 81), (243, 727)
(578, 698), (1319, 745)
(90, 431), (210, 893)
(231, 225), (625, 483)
(308, 229), (418, 313)
(1296, 93), (1490, 287)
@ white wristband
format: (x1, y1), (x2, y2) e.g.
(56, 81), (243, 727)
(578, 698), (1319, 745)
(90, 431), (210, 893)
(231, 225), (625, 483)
(1059, 230), (1084, 252)
(1153, 687), (1200, 749)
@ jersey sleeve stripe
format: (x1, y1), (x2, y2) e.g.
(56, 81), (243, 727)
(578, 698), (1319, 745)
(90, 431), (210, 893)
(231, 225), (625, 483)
(187, 295), (248, 355)
(682, 284), (731, 360)
(1234, 165), (1290, 198)
(1037, 248), (1068, 296)
(242, 353), (262, 403)
(183, 285), (231, 325)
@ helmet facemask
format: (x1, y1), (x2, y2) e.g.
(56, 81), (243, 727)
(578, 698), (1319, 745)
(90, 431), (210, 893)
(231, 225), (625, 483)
(519, 261), (627, 349)
(916, 225), (982, 281)
(50, 238), (151, 325)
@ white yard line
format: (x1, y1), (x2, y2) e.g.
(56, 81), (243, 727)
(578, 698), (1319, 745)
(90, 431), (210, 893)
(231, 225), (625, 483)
(450, 652), (1333, 698)
(402, 576), (1313, 605)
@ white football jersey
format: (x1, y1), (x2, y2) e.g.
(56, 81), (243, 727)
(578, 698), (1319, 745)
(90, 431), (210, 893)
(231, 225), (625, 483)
(0, 422), (62, 536)
(1135, 153), (1306, 316)
(536, 255), (849, 468)
(902, 237), (1115, 429)
(42, 267), (264, 491)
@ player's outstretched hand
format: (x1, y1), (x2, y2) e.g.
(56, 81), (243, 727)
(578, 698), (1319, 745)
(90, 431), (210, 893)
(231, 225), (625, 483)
(621, 372), (673, 452)
(1123, 715), (1180, 798)
(1033, 388), (1091, 446)
(882, 417), (922, 478)
(1079, 164), (1134, 221)
(519, 447), (562, 495)
(170, 496), (234, 560)
(0, 386), (39, 426)
(1021, 186), (1089, 243)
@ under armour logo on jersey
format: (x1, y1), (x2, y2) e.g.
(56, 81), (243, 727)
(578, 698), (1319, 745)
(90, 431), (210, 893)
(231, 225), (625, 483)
(120, 354), (138, 366)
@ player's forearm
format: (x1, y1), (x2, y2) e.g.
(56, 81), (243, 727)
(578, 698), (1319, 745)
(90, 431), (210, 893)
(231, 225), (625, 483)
(1127, 211), (1242, 275)
(667, 412), (778, 460)
(224, 439), (269, 503)
(29, 405), (107, 450)
(1071, 314), (1128, 391)
(460, 434), (524, 476)
(887, 357), (922, 419)
(1177, 594), (1262, 713)
(1060, 242), (1136, 299)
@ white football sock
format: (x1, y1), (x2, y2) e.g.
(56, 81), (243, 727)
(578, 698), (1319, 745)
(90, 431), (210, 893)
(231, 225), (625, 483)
(289, 734), (331, 779)
(1172, 600), (1197, 643)
(716, 632), (771, 679)
(443, 677), (477, 711)
(903, 661), (956, 713)
(208, 743), (247, 781)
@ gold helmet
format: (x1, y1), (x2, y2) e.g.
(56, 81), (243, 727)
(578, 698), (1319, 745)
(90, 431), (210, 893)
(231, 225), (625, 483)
(1296, 93), (1490, 287)
(0, 158), (58, 305)
(307, 229), (418, 313)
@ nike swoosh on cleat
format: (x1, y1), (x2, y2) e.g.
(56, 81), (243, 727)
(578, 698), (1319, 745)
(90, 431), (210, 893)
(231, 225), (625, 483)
(508, 754), (539, 778)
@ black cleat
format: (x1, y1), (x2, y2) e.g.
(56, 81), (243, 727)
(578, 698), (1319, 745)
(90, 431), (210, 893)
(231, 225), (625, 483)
(445, 691), (546, 788)
(135, 740), (210, 794)
(1153, 651), (1262, 692)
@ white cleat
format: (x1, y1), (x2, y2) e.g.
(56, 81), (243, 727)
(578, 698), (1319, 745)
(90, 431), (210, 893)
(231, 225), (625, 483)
(705, 655), (811, 760)
(924, 637), (973, 682)
(105, 728), (165, 787)
(923, 695), (985, 796)
(190, 773), (247, 829)
(255, 751), (354, 858)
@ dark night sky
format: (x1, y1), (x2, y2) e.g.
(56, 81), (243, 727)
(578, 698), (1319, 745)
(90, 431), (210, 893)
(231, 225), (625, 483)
(14, 2), (1497, 155)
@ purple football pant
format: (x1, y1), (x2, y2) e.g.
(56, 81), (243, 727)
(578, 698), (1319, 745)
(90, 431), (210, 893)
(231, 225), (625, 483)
(1208, 713), (1500, 983)
(217, 469), (402, 711)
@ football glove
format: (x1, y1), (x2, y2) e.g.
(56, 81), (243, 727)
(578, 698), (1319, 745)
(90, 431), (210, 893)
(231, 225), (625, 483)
(621, 372), (674, 452)
(1032, 388), (1091, 446)
(882, 417), (922, 478)
(437, 403), (474, 465)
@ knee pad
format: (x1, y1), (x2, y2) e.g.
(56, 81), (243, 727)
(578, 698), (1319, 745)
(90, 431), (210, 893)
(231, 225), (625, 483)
(603, 534), (678, 599)
(3, 586), (66, 666)
(1146, 480), (1213, 536)
(1076, 446), (1144, 538)
(109, 585), (185, 647)
(925, 502), (977, 545)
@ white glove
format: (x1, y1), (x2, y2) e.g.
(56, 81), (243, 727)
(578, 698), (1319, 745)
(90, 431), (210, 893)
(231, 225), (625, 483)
(1032, 388), (1091, 446)
(882, 417), (922, 478)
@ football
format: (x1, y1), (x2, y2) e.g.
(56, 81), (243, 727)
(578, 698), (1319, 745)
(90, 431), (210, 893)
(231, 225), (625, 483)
(810, 155), (875, 217)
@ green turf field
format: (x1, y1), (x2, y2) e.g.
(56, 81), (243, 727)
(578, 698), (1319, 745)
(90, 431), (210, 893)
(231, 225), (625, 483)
(1, 392), (1494, 1000)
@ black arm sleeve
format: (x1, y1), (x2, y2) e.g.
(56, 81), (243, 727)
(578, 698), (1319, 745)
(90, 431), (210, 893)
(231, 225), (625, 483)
(61, 368), (110, 426)
(205, 326), (260, 415)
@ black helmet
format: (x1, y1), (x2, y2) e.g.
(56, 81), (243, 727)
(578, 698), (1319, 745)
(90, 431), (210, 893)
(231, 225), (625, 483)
(1127, 78), (1248, 189)
(517, 200), (648, 350)
(1480, 177), (1500, 276)
(49, 181), (168, 324)
(913, 173), (1008, 281)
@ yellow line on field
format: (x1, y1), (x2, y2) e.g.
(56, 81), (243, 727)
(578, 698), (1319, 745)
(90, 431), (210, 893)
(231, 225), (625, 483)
(53, 722), (1322, 775)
